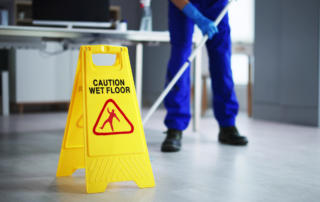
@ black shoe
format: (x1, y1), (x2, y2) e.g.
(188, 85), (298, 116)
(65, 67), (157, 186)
(218, 126), (248, 145)
(161, 129), (182, 152)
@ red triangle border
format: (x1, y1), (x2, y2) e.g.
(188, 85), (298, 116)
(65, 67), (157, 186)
(93, 99), (134, 135)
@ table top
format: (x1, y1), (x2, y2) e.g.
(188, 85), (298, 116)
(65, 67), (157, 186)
(0, 26), (203, 43)
(0, 26), (253, 55)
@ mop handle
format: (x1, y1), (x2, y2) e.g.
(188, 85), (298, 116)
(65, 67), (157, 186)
(142, 0), (235, 126)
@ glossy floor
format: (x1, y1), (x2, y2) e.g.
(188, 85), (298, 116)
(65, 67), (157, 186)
(1, 109), (320, 202)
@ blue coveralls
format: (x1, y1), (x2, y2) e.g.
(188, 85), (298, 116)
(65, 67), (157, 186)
(164, 0), (239, 130)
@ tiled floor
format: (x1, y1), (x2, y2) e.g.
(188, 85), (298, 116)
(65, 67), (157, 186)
(1, 109), (320, 202)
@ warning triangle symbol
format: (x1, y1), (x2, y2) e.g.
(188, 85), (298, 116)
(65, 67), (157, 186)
(93, 99), (134, 136)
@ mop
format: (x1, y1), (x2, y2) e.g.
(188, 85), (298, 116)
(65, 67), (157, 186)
(142, 0), (235, 125)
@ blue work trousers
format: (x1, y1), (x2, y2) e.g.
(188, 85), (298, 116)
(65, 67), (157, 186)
(164, 0), (239, 130)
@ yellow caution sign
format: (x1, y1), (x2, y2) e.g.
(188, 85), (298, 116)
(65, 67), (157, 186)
(56, 45), (155, 193)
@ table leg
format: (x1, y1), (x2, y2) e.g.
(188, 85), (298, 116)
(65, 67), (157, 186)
(1, 71), (9, 116)
(193, 43), (202, 131)
(19, 104), (24, 114)
(201, 76), (207, 116)
(135, 43), (143, 110)
(247, 55), (253, 117)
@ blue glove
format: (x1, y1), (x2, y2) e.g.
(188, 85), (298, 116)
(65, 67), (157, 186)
(182, 3), (219, 39)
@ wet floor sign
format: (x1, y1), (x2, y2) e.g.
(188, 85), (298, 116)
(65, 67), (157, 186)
(56, 45), (155, 193)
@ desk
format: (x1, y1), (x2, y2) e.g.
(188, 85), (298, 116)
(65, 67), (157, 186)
(0, 26), (254, 131)
(0, 26), (204, 131)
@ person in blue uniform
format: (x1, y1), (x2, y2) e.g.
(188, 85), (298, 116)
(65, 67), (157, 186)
(161, 0), (248, 152)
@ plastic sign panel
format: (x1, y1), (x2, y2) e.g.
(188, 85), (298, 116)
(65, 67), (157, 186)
(56, 45), (155, 193)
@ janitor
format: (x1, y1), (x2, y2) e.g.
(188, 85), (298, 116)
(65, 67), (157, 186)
(161, 0), (249, 152)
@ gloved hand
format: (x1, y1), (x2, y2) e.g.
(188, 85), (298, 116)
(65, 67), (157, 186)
(182, 3), (219, 39)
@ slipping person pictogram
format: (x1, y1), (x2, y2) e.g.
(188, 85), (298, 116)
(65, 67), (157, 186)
(100, 108), (120, 131)
(93, 99), (134, 135)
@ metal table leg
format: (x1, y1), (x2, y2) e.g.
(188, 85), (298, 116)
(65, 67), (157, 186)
(193, 42), (202, 131)
(247, 55), (253, 117)
(135, 43), (143, 110)
(1, 71), (9, 116)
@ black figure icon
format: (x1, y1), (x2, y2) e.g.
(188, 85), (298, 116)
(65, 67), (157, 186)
(100, 108), (120, 131)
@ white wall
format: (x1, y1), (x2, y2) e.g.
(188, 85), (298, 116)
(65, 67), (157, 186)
(229, 0), (255, 43)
